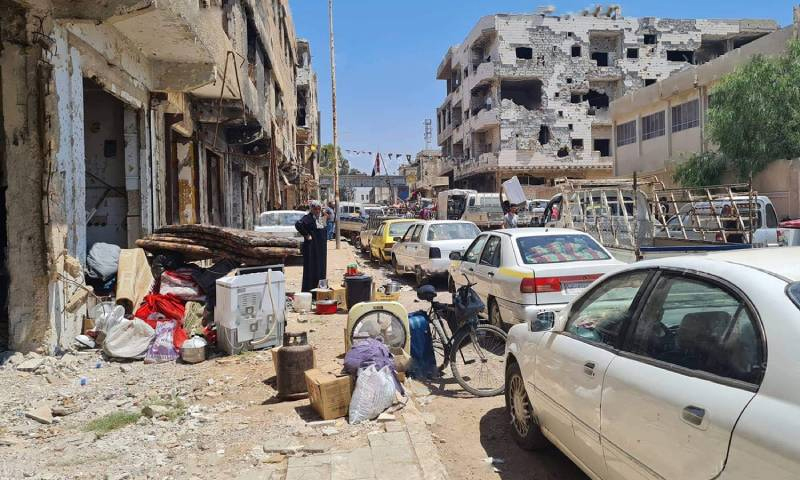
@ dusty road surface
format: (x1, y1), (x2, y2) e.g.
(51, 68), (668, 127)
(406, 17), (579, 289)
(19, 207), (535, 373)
(351, 240), (588, 480)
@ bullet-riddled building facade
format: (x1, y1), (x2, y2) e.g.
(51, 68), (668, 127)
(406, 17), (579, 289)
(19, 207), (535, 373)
(436, 6), (777, 192)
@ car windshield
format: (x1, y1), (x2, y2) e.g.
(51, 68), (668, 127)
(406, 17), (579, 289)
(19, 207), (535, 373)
(260, 212), (304, 226)
(427, 223), (480, 241)
(389, 222), (415, 237)
(516, 234), (610, 264)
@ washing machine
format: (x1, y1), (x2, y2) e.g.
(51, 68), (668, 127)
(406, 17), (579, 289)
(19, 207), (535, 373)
(345, 301), (410, 354)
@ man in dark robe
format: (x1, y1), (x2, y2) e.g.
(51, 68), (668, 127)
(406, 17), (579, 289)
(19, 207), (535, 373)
(295, 201), (329, 293)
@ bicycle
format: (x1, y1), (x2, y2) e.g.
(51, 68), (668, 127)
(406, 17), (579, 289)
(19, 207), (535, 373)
(416, 277), (507, 397)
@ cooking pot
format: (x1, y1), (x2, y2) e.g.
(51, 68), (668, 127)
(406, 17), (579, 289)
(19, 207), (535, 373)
(380, 282), (403, 295)
(315, 299), (338, 315)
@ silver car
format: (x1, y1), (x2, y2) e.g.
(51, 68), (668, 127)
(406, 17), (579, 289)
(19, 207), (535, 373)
(392, 220), (480, 286)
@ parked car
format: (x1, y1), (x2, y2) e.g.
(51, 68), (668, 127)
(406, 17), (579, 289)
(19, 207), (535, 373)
(255, 210), (305, 237)
(449, 228), (624, 328)
(504, 247), (800, 480)
(369, 218), (418, 262)
(359, 215), (401, 252)
(392, 220), (480, 285)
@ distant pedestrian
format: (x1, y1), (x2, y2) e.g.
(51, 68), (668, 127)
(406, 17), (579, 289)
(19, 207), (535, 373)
(503, 205), (519, 229)
(325, 201), (335, 240)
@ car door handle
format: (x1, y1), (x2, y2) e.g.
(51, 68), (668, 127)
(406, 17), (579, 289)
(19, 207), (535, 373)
(682, 405), (706, 426)
(488, 272), (495, 277)
(583, 361), (596, 377)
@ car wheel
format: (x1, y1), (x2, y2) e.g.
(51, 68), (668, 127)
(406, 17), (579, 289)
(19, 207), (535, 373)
(414, 266), (427, 287)
(392, 255), (401, 275)
(488, 298), (504, 329)
(506, 361), (549, 450)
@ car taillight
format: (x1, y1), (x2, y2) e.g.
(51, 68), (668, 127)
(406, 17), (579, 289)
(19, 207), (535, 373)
(429, 247), (441, 258)
(534, 277), (562, 293)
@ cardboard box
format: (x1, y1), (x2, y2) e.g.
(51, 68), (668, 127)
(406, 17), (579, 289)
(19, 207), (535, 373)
(305, 369), (353, 420)
(390, 347), (411, 373)
(316, 287), (347, 309)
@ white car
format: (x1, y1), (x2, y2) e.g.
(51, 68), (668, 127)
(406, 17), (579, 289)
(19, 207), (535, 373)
(392, 220), (480, 285)
(255, 210), (305, 237)
(504, 248), (800, 480)
(449, 228), (624, 328)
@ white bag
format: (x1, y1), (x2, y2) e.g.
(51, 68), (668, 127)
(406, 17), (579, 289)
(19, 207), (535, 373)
(348, 365), (397, 424)
(103, 318), (155, 359)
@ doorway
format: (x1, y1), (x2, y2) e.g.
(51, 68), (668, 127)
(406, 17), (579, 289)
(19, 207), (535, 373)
(205, 149), (224, 225)
(83, 78), (129, 249)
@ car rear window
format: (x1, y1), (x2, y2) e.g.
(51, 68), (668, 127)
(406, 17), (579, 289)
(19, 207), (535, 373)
(787, 282), (800, 310)
(427, 223), (480, 241)
(389, 222), (415, 237)
(516, 234), (610, 264)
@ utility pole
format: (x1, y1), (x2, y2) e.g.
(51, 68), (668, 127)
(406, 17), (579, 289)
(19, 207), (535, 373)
(328, 0), (341, 249)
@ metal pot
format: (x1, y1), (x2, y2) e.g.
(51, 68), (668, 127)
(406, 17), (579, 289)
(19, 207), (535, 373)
(381, 282), (403, 295)
(315, 299), (338, 315)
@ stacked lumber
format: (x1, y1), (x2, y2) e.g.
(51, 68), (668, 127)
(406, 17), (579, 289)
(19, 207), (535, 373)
(136, 224), (301, 264)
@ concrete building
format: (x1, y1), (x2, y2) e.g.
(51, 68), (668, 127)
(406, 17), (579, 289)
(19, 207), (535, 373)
(611, 12), (800, 217)
(0, 0), (318, 352)
(403, 150), (448, 199)
(295, 38), (321, 207)
(435, 6), (777, 193)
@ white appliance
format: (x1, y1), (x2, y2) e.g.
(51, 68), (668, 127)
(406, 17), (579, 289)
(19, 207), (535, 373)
(215, 266), (286, 355)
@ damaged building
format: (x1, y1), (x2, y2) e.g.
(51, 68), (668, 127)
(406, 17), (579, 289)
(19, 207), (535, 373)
(435, 6), (777, 192)
(0, 0), (319, 353)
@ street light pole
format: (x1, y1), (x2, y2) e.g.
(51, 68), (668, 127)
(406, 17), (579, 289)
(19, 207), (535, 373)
(328, 0), (341, 249)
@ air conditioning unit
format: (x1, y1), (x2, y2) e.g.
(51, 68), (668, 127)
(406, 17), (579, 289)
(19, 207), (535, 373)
(215, 266), (286, 355)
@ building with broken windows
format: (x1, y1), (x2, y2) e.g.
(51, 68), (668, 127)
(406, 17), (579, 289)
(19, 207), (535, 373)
(611, 10), (800, 218)
(0, 0), (319, 353)
(435, 6), (777, 193)
(295, 38), (321, 205)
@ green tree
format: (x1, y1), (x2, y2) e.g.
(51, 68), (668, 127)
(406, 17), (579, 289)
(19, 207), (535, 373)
(674, 40), (800, 185)
(319, 144), (357, 176)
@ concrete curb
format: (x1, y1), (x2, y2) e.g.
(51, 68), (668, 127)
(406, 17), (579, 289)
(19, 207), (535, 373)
(400, 399), (449, 480)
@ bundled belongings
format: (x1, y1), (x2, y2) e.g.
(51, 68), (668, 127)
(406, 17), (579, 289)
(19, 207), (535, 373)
(136, 224), (301, 264)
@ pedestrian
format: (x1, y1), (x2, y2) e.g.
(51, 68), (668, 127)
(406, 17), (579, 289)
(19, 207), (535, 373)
(295, 201), (329, 293)
(504, 205), (519, 229)
(325, 201), (335, 240)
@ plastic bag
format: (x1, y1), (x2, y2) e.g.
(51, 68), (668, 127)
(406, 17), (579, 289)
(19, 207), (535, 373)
(95, 305), (125, 334)
(144, 320), (180, 364)
(103, 318), (155, 359)
(348, 365), (396, 424)
(160, 270), (205, 302)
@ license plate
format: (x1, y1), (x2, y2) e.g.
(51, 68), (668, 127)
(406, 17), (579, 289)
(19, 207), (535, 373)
(563, 281), (592, 294)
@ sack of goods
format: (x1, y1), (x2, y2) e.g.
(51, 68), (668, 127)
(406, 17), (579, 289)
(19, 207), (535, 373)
(348, 365), (397, 424)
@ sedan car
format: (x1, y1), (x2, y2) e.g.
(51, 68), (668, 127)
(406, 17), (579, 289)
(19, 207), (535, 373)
(369, 218), (418, 262)
(392, 220), (480, 285)
(504, 247), (800, 480)
(449, 228), (624, 328)
(255, 210), (305, 237)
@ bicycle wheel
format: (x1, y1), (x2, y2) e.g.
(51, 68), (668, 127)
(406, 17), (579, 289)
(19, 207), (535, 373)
(449, 324), (507, 397)
(429, 316), (449, 372)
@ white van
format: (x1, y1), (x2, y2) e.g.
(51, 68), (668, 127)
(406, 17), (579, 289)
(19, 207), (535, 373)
(436, 189), (504, 229)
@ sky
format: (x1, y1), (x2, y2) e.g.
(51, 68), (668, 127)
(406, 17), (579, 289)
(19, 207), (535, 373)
(292, 1), (795, 174)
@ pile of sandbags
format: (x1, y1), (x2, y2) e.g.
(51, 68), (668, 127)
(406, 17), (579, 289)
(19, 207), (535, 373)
(136, 224), (301, 264)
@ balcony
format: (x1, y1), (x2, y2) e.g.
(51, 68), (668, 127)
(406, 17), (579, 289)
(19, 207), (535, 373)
(437, 122), (454, 145)
(454, 152), (499, 180)
(470, 108), (499, 132)
(587, 65), (624, 81)
(469, 62), (495, 90)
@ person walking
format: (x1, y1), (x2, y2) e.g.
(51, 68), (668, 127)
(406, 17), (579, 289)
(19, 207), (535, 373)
(325, 201), (335, 240)
(295, 201), (329, 293)
(503, 205), (519, 229)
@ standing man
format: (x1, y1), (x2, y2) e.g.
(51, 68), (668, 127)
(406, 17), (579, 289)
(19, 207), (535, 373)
(295, 201), (329, 293)
(325, 201), (336, 240)
(503, 205), (519, 229)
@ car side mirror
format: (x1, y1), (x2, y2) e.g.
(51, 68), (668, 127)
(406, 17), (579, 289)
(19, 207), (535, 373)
(530, 311), (555, 332)
(449, 251), (462, 261)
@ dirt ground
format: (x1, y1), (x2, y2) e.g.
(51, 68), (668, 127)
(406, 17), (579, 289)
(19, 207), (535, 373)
(351, 240), (588, 480)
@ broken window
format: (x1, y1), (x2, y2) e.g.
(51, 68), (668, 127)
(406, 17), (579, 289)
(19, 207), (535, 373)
(571, 45), (582, 57)
(554, 92), (559, 98)
(641, 111), (666, 141)
(558, 111), (564, 118)
(667, 50), (694, 64)
(516, 47), (533, 60)
(591, 52), (609, 67)
(568, 124), (574, 131)
(500, 79), (543, 110)
(538, 125), (551, 145)
(616, 121), (636, 146)
(644, 34), (657, 45)
(594, 139), (611, 157)
(586, 90), (610, 109)
(570, 93), (583, 104)
(644, 78), (656, 86)
(557, 147), (569, 158)
(566, 78), (573, 84)
(627, 48), (639, 59)
(671, 99), (700, 133)
(571, 139), (584, 150)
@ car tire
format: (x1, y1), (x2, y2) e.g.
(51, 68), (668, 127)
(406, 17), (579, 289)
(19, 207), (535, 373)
(488, 298), (504, 330)
(415, 266), (427, 287)
(392, 255), (401, 275)
(505, 361), (549, 451)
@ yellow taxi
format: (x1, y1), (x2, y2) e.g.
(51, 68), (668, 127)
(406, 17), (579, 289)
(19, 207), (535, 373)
(369, 218), (419, 262)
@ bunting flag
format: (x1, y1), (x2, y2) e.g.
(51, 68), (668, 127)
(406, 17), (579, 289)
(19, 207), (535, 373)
(388, 153), (394, 160)
(406, 154), (412, 162)
(371, 152), (382, 177)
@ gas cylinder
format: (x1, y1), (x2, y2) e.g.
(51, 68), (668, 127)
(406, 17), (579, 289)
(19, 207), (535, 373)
(276, 331), (315, 399)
